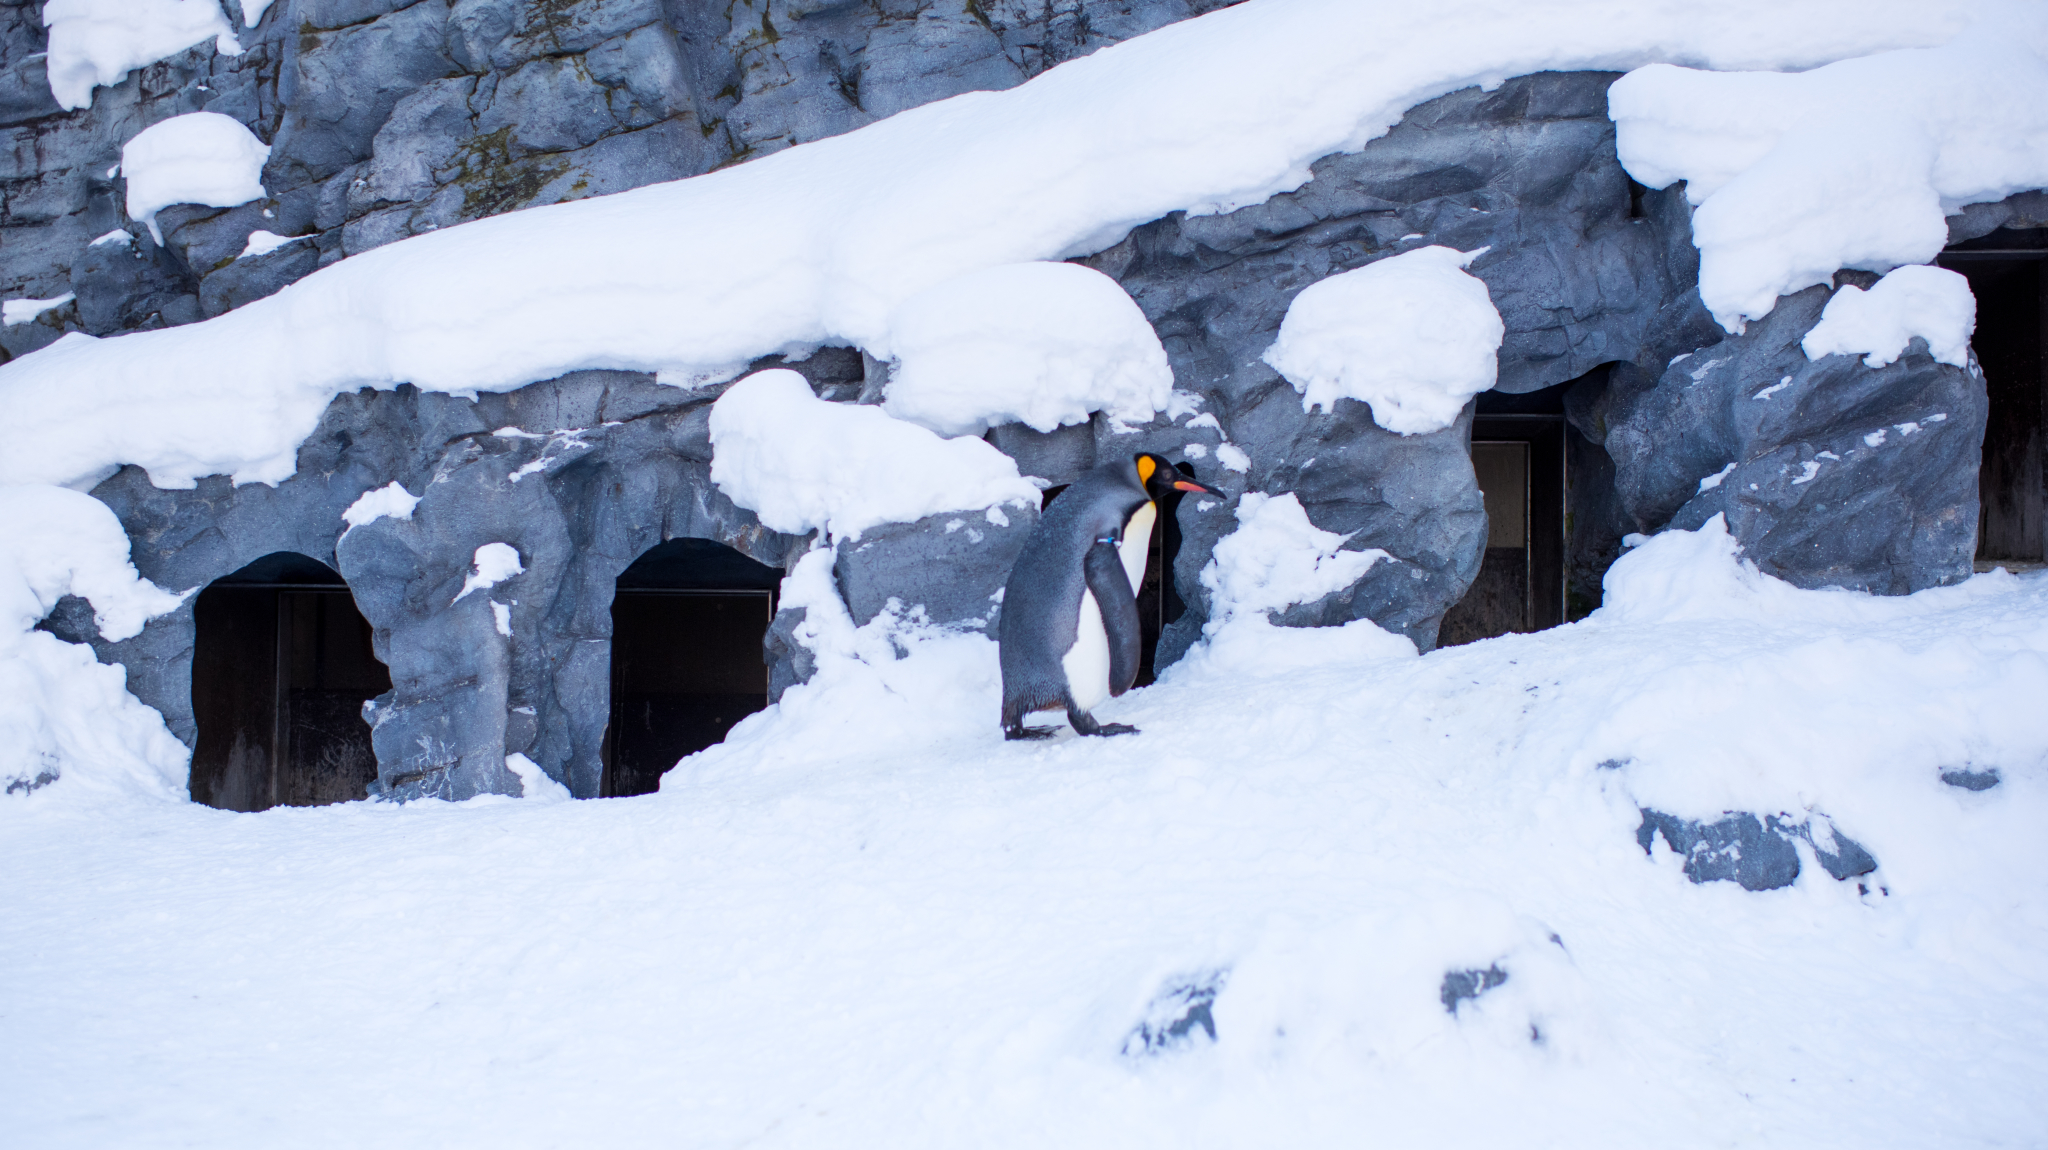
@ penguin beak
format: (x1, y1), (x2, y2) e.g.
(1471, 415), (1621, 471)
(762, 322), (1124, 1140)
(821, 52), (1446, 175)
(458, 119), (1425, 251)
(1172, 476), (1223, 496)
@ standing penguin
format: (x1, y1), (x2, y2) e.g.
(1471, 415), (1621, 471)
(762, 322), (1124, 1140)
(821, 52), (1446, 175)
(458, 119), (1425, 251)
(999, 452), (1222, 740)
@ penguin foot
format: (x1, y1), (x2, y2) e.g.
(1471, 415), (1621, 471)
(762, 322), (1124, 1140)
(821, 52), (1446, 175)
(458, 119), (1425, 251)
(1005, 725), (1060, 741)
(1085, 722), (1140, 737)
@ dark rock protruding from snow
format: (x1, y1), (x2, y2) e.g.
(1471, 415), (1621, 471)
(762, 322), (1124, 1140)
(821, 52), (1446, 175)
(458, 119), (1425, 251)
(1122, 970), (1227, 1055)
(1636, 809), (1878, 892)
(1940, 766), (2002, 791)
(1440, 964), (1510, 1015)
(1593, 280), (1986, 594)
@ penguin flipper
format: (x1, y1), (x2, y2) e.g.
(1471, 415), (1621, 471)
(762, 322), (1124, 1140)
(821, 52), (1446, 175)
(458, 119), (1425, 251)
(1083, 538), (1143, 698)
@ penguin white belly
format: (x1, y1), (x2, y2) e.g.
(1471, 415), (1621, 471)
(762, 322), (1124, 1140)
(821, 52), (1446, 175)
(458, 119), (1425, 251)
(1061, 501), (1156, 714)
(1119, 501), (1155, 594)
(1063, 588), (1112, 712)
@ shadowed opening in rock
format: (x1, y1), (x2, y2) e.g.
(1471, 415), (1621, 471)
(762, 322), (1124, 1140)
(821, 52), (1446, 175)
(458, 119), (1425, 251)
(1441, 392), (1567, 646)
(599, 539), (782, 798)
(1941, 228), (2047, 568)
(1039, 474), (1191, 687)
(189, 552), (391, 812)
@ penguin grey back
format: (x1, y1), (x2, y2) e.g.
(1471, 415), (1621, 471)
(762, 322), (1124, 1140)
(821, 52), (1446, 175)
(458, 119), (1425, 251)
(997, 458), (1149, 721)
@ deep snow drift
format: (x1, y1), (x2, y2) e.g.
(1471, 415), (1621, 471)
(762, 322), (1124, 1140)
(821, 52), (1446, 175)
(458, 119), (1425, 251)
(4, 522), (2046, 1147)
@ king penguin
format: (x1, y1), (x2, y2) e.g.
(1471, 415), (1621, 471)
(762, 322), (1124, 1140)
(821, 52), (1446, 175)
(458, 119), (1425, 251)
(998, 452), (1222, 740)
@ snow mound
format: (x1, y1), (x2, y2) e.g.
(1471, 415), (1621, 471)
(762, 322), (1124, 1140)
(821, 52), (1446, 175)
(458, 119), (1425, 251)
(1262, 246), (1503, 434)
(1610, 10), (2048, 331)
(1800, 265), (1977, 368)
(0, 0), (1992, 492)
(1203, 492), (1388, 624)
(881, 262), (1172, 436)
(0, 486), (189, 800)
(709, 369), (1038, 541)
(454, 543), (524, 602)
(341, 481), (420, 529)
(121, 112), (271, 245)
(679, 547), (1001, 783)
(42, 0), (237, 112)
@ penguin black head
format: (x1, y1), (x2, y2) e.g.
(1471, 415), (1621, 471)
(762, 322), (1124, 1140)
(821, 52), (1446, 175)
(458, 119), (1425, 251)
(1133, 452), (1223, 501)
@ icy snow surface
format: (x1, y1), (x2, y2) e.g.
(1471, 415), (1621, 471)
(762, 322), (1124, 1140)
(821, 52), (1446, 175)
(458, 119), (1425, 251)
(1262, 245), (1503, 433)
(120, 112), (271, 245)
(1800, 265), (1977, 369)
(7, 521), (2048, 1146)
(0, 0), (1999, 492)
(709, 369), (1039, 541)
(1610, 6), (2048, 331)
(880, 262), (1172, 436)
(40, 0), (237, 111)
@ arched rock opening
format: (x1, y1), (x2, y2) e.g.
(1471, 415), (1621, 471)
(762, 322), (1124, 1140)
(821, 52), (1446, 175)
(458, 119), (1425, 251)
(600, 539), (783, 797)
(1941, 227), (2047, 568)
(189, 552), (390, 811)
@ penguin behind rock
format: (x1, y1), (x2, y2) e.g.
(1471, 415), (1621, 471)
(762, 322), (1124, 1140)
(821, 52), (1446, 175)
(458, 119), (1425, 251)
(998, 452), (1222, 740)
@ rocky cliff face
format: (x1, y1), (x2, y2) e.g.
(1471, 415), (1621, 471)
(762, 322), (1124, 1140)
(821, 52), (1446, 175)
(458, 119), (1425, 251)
(6, 1), (1996, 800)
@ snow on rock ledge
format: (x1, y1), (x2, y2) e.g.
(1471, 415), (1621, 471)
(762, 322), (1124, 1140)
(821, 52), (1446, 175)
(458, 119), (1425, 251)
(0, 0), (1991, 492)
(1610, 10), (2048, 332)
(709, 369), (1039, 541)
(42, 0), (237, 111)
(1262, 246), (1502, 435)
(1801, 265), (1977, 369)
(121, 112), (272, 245)
(0, 485), (190, 800)
(880, 262), (1172, 436)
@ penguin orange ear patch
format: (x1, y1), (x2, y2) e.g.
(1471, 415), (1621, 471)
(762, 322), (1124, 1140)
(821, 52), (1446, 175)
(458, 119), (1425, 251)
(1136, 455), (1157, 484)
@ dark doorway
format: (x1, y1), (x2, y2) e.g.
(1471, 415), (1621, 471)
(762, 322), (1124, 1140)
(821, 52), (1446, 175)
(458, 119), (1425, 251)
(1440, 401), (1567, 646)
(190, 552), (390, 811)
(1038, 474), (1191, 687)
(600, 539), (781, 797)
(1940, 228), (2047, 567)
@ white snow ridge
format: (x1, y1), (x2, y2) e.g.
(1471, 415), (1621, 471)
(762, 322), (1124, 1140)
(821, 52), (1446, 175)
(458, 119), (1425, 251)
(1263, 246), (1504, 434)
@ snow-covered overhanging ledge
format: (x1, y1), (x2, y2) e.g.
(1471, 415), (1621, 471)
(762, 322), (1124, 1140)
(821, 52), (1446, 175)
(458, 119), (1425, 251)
(0, 0), (2001, 492)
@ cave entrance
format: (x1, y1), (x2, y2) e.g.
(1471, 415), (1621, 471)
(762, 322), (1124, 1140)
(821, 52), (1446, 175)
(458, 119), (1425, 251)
(1941, 228), (2047, 568)
(189, 552), (390, 811)
(600, 539), (782, 798)
(1439, 405), (1566, 646)
(1038, 474), (1190, 687)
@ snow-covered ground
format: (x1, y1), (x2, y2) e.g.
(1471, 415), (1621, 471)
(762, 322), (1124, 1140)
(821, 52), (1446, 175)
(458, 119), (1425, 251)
(6, 525), (2046, 1148)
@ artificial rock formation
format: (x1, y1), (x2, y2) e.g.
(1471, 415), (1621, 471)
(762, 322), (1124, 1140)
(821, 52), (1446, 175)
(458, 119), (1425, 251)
(4, 1), (2006, 799)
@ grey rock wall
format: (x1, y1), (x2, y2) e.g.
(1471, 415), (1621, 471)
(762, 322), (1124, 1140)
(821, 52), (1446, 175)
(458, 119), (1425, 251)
(6, 10), (2005, 799)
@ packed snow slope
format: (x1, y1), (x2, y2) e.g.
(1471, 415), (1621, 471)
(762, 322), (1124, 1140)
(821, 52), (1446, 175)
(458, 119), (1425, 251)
(5, 525), (2047, 1149)
(0, 0), (2012, 491)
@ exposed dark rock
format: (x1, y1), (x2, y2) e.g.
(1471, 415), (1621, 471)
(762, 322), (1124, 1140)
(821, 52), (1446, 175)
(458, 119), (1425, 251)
(1636, 808), (1877, 891)
(1440, 964), (1509, 1014)
(32, 593), (99, 646)
(834, 506), (1035, 631)
(1598, 281), (1986, 593)
(1940, 766), (2002, 791)
(1122, 969), (1227, 1055)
